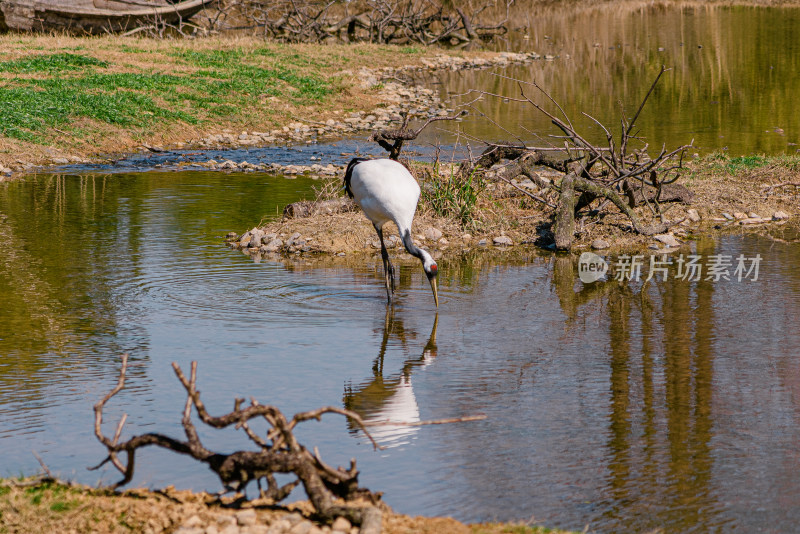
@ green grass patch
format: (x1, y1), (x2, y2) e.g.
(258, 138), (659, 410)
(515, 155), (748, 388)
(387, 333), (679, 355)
(49, 500), (78, 512)
(116, 44), (149, 54)
(171, 48), (332, 101)
(725, 155), (767, 172)
(694, 152), (800, 176)
(0, 79), (196, 142)
(25, 483), (48, 505)
(171, 48), (245, 68)
(700, 153), (769, 174)
(0, 45), (335, 143)
(421, 162), (486, 228)
(0, 53), (107, 73)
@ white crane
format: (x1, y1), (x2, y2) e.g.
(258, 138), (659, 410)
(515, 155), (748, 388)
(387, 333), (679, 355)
(344, 157), (439, 307)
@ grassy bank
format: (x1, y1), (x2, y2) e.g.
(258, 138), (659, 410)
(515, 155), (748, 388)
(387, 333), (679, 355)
(0, 34), (503, 170)
(0, 477), (571, 534)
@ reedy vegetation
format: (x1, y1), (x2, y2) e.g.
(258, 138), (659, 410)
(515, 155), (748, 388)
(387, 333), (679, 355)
(419, 158), (486, 229)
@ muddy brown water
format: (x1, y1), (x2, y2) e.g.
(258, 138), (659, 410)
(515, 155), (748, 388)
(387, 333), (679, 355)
(2, 171), (800, 533)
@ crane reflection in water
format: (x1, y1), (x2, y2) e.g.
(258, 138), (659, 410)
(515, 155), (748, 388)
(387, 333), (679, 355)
(343, 310), (438, 448)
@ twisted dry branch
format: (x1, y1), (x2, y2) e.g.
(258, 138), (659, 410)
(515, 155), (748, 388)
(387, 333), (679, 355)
(211, 0), (512, 45)
(370, 110), (467, 160)
(453, 68), (694, 249)
(91, 354), (383, 527)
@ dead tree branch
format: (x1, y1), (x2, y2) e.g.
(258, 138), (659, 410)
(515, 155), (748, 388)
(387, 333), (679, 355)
(92, 354), (383, 527)
(211, 0), (512, 45)
(370, 110), (466, 159)
(456, 68), (693, 250)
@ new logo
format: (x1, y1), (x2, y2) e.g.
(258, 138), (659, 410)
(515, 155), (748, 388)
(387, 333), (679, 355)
(578, 252), (609, 283)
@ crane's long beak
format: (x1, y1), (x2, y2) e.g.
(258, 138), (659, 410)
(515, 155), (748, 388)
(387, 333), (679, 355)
(429, 276), (439, 307)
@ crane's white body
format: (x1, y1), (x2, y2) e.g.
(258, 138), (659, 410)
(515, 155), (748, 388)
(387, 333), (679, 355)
(345, 157), (439, 306)
(348, 159), (420, 235)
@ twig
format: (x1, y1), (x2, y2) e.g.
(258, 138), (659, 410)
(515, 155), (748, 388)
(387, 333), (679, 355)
(762, 181), (800, 191)
(363, 414), (487, 426)
(495, 174), (557, 209)
(32, 451), (53, 478)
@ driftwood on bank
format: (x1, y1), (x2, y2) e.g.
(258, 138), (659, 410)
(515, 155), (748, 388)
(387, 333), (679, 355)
(455, 67), (694, 250)
(622, 178), (694, 207)
(91, 354), (383, 529)
(92, 355), (485, 532)
(207, 0), (511, 45)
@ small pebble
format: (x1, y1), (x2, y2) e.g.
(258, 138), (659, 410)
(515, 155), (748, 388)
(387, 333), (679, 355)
(653, 234), (680, 247)
(286, 232), (302, 246)
(331, 517), (351, 532)
(591, 239), (610, 250)
(271, 519), (292, 532)
(424, 227), (443, 240)
(236, 509), (258, 526)
(183, 515), (204, 528)
(264, 238), (283, 252)
(773, 210), (790, 220)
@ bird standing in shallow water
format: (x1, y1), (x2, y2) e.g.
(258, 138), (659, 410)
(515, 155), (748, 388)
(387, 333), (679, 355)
(344, 157), (439, 307)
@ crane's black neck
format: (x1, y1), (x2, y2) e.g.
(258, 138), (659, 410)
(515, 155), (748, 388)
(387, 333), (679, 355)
(343, 157), (369, 199)
(402, 230), (425, 262)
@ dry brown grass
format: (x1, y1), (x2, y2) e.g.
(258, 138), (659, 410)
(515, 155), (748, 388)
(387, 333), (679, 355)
(0, 478), (568, 534)
(0, 479), (213, 533)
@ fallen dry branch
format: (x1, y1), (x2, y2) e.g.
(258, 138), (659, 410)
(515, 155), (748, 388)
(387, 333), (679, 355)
(92, 354), (383, 528)
(622, 178), (694, 207)
(370, 110), (467, 160)
(455, 67), (693, 250)
(762, 181), (800, 192)
(209, 0), (512, 45)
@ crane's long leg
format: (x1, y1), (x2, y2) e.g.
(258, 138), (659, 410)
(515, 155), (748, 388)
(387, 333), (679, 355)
(375, 225), (395, 304)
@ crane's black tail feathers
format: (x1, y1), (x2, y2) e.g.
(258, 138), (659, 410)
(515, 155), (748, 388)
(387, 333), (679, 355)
(343, 157), (370, 199)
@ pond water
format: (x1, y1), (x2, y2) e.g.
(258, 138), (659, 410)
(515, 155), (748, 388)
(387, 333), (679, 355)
(416, 4), (800, 156)
(4, 4), (800, 533)
(2, 171), (800, 533)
